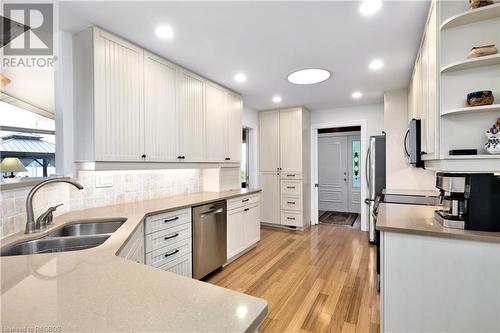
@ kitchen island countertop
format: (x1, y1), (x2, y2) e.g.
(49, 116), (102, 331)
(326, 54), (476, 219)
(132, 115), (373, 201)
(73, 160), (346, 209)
(1, 189), (267, 332)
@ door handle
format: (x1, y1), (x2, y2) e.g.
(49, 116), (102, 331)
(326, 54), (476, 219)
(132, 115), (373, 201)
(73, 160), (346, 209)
(201, 208), (224, 217)
(365, 147), (371, 187)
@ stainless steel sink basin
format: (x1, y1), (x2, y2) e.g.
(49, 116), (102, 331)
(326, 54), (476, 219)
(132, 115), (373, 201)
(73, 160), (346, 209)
(46, 220), (125, 237)
(0, 235), (110, 257)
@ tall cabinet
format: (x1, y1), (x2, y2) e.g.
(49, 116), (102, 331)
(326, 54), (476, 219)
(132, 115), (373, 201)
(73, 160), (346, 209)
(259, 107), (311, 230)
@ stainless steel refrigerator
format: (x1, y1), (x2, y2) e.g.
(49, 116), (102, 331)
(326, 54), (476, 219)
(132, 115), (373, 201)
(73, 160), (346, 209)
(364, 135), (386, 243)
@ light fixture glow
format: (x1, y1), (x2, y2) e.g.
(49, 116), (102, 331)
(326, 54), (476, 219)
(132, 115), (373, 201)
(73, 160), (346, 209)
(360, 0), (383, 16)
(369, 59), (384, 71)
(272, 96), (282, 103)
(155, 25), (174, 39)
(287, 68), (331, 85)
(352, 91), (363, 99)
(234, 73), (247, 83)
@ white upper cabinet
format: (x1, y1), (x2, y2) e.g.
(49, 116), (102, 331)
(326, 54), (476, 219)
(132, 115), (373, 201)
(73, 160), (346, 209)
(279, 108), (303, 173)
(93, 28), (145, 161)
(259, 111), (280, 172)
(225, 91), (242, 162)
(74, 26), (242, 166)
(205, 82), (227, 161)
(144, 52), (179, 161)
(178, 70), (206, 162)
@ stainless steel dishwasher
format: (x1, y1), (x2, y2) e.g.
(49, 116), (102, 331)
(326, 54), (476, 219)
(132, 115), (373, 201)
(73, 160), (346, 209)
(192, 200), (226, 279)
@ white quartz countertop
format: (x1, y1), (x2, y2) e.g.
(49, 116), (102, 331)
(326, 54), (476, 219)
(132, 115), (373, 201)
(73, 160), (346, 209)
(0, 189), (267, 332)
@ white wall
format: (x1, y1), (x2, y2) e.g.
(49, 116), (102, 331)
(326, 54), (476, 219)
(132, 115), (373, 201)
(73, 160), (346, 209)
(243, 106), (259, 188)
(311, 103), (385, 138)
(384, 89), (436, 191)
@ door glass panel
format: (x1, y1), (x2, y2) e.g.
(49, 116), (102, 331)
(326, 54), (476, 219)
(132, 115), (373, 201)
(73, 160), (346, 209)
(352, 140), (361, 188)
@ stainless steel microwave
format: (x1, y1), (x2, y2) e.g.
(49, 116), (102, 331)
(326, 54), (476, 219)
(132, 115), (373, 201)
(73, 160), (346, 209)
(403, 118), (424, 168)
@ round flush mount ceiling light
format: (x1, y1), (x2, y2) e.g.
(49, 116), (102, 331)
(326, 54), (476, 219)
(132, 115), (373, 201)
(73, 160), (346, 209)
(369, 59), (384, 71)
(360, 0), (383, 16)
(352, 91), (363, 99)
(234, 73), (247, 83)
(287, 68), (331, 85)
(155, 25), (174, 39)
(272, 95), (282, 103)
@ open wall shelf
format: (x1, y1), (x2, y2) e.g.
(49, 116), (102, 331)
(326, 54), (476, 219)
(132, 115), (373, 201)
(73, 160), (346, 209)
(441, 104), (500, 116)
(441, 53), (500, 73)
(440, 3), (500, 30)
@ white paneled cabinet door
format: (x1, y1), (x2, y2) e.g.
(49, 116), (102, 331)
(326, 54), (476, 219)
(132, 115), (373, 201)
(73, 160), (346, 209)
(144, 52), (179, 161)
(259, 111), (280, 172)
(424, 2), (437, 159)
(279, 108), (302, 173)
(227, 208), (245, 259)
(244, 204), (260, 246)
(226, 92), (242, 162)
(205, 82), (227, 161)
(259, 172), (280, 225)
(178, 69), (205, 161)
(93, 28), (144, 161)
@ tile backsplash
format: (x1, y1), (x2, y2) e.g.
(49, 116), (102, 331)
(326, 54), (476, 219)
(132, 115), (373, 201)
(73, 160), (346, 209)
(1, 169), (202, 238)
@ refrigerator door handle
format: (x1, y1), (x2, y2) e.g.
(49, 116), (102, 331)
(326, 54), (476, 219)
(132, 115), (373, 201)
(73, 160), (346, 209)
(365, 146), (371, 188)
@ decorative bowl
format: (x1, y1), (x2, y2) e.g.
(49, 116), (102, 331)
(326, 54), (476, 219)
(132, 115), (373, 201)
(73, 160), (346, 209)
(469, 0), (494, 9)
(467, 90), (494, 107)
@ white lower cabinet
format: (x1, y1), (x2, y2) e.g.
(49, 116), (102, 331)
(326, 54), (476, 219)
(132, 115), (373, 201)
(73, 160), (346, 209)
(118, 223), (144, 264)
(226, 195), (261, 262)
(144, 208), (193, 278)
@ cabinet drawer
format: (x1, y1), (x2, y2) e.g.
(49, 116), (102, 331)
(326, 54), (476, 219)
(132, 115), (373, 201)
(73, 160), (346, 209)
(145, 208), (191, 234)
(227, 194), (260, 211)
(145, 238), (191, 267)
(145, 223), (192, 253)
(281, 172), (301, 180)
(281, 180), (302, 196)
(281, 210), (302, 227)
(157, 254), (192, 278)
(281, 196), (303, 211)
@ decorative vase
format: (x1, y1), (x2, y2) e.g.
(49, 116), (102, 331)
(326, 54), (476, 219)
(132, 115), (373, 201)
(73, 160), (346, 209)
(485, 133), (500, 154)
(469, 0), (494, 9)
(467, 90), (494, 106)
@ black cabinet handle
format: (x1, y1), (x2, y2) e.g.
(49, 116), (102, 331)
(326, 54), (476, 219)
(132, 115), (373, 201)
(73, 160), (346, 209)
(164, 233), (179, 240)
(287, 186), (296, 189)
(177, 156), (182, 159)
(244, 208), (249, 212)
(164, 216), (179, 223)
(242, 198), (249, 203)
(164, 249), (179, 257)
(141, 154), (146, 158)
(182, 156), (186, 159)
(286, 174), (294, 177)
(225, 157), (231, 161)
(287, 201), (295, 204)
(287, 217), (295, 220)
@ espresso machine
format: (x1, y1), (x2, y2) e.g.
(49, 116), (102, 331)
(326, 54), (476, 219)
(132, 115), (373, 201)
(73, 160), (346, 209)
(435, 172), (500, 231)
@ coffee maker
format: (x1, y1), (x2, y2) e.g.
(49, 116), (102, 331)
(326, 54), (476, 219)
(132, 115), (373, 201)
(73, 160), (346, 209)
(435, 172), (500, 231)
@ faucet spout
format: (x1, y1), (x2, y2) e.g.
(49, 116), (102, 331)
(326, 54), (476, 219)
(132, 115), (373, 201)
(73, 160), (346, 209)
(25, 178), (84, 234)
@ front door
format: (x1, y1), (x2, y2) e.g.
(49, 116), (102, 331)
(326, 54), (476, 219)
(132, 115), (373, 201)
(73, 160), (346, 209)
(318, 136), (348, 212)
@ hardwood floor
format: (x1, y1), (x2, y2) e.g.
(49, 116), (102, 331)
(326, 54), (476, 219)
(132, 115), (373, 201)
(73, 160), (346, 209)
(207, 224), (380, 333)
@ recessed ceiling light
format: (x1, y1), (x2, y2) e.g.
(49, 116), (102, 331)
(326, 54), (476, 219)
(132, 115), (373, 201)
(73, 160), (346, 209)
(352, 91), (363, 99)
(369, 59), (384, 71)
(234, 73), (247, 83)
(287, 68), (331, 85)
(155, 25), (174, 39)
(360, 0), (383, 16)
(272, 96), (282, 103)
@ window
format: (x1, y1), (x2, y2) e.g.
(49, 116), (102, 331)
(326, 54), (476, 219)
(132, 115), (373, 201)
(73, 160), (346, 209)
(352, 140), (361, 188)
(0, 100), (56, 179)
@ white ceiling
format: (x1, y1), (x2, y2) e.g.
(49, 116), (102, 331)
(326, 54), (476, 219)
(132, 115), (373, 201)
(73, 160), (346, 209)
(59, 1), (430, 111)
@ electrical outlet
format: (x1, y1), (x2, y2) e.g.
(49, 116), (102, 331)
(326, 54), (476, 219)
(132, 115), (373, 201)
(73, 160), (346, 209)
(95, 174), (113, 188)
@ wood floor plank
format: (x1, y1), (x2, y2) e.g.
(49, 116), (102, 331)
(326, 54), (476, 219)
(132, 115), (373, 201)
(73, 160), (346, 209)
(207, 224), (380, 333)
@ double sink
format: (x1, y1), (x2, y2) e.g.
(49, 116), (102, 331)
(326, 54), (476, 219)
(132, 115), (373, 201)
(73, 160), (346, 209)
(0, 220), (125, 257)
